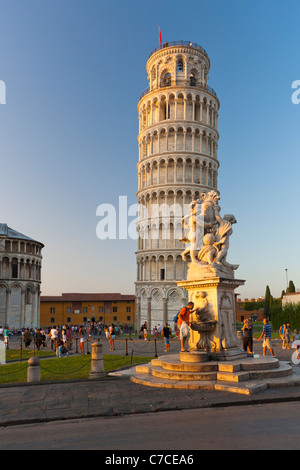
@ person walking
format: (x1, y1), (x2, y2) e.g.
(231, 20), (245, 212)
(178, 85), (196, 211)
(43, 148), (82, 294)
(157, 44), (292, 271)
(79, 332), (85, 353)
(23, 328), (32, 349)
(162, 322), (171, 352)
(109, 323), (116, 351)
(143, 322), (148, 341)
(49, 326), (58, 351)
(284, 323), (291, 350)
(66, 327), (73, 350)
(34, 329), (43, 351)
(258, 318), (275, 357)
(177, 302), (195, 352)
(3, 327), (9, 349)
(279, 324), (286, 349)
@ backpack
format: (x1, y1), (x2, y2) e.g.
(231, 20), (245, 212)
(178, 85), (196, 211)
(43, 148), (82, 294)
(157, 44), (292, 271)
(173, 307), (187, 323)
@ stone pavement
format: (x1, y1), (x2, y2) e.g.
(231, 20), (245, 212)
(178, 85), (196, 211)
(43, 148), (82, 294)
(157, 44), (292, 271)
(0, 337), (300, 427)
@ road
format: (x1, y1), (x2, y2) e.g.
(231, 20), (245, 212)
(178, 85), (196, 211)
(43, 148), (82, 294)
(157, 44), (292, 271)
(1, 401), (300, 450)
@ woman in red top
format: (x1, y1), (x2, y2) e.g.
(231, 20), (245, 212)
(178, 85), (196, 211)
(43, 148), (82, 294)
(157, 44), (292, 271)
(178, 302), (194, 352)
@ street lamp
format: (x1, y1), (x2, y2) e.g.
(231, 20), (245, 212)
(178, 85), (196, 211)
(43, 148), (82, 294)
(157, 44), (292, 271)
(285, 269), (289, 289)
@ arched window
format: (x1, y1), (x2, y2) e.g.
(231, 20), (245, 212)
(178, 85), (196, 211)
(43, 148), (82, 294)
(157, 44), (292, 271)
(177, 59), (184, 72)
(190, 73), (197, 87)
(161, 72), (172, 88)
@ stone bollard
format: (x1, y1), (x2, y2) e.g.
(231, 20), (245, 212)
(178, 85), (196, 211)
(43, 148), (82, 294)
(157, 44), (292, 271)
(27, 356), (41, 383)
(89, 341), (105, 380)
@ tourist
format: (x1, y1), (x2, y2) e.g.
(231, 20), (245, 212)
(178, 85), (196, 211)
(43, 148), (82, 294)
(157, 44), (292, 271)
(56, 340), (69, 358)
(177, 302), (195, 352)
(66, 327), (73, 350)
(284, 323), (291, 350)
(3, 327), (9, 349)
(49, 326), (58, 351)
(34, 329), (43, 351)
(40, 328), (47, 348)
(109, 323), (116, 351)
(143, 322), (148, 341)
(79, 332), (85, 353)
(258, 318), (275, 357)
(162, 322), (171, 352)
(62, 325), (67, 343)
(23, 328), (32, 349)
(242, 318), (253, 356)
(104, 326), (109, 339)
(279, 324), (286, 349)
(293, 329), (300, 342)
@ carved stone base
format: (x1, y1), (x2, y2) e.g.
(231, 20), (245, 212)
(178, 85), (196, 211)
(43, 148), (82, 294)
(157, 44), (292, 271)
(177, 277), (247, 361)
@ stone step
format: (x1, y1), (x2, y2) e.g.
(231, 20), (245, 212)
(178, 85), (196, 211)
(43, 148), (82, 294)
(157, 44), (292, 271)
(217, 362), (293, 383)
(151, 365), (218, 381)
(155, 354), (218, 373)
(215, 382), (268, 395)
(217, 370), (250, 383)
(131, 373), (216, 390)
(218, 357), (280, 373)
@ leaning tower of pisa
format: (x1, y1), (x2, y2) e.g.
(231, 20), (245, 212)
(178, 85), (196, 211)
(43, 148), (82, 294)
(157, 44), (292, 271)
(135, 41), (220, 332)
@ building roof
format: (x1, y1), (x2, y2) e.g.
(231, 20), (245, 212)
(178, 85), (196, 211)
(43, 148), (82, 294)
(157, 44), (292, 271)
(0, 224), (44, 246)
(40, 293), (135, 302)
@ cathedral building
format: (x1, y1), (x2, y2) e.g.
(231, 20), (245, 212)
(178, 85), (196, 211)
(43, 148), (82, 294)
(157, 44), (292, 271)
(0, 224), (44, 329)
(135, 41), (220, 331)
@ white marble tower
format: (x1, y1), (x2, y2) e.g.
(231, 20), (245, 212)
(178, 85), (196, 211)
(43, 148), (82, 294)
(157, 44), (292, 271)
(135, 41), (220, 331)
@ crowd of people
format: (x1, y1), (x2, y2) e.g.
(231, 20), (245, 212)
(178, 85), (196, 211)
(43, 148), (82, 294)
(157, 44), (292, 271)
(2, 314), (300, 362)
(139, 321), (174, 352)
(0, 322), (134, 357)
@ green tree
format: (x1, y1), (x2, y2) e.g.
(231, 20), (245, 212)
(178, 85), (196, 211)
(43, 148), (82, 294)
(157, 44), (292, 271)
(264, 285), (271, 318)
(286, 280), (296, 294)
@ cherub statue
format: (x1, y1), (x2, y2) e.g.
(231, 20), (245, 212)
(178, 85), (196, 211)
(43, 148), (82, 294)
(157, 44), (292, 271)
(214, 214), (239, 270)
(180, 201), (203, 263)
(194, 291), (214, 322)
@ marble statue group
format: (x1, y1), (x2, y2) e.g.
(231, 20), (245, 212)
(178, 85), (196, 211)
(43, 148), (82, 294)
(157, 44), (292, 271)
(180, 190), (239, 280)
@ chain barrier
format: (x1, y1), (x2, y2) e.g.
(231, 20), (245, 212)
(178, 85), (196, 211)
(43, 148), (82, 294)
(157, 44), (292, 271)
(39, 358), (91, 376)
(0, 364), (28, 376)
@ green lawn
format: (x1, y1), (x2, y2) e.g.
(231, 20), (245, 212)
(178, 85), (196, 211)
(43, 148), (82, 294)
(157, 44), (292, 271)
(0, 354), (153, 385)
(5, 349), (56, 363)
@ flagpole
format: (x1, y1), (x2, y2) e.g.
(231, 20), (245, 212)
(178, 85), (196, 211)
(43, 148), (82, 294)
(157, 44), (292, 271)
(158, 25), (162, 46)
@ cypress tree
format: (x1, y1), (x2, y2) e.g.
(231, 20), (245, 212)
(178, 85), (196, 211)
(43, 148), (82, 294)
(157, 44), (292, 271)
(287, 280), (296, 294)
(264, 285), (271, 317)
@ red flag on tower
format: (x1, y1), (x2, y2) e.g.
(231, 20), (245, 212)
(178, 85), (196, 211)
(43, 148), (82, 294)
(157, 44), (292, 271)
(159, 25), (162, 45)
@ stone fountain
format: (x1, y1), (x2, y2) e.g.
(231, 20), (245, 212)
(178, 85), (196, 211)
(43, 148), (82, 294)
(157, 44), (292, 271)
(131, 191), (295, 395)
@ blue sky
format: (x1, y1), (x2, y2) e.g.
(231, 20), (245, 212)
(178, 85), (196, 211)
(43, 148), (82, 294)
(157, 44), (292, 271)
(0, 0), (299, 299)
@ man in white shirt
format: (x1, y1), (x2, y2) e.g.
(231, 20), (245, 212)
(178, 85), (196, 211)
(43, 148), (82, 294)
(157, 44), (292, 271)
(49, 326), (58, 350)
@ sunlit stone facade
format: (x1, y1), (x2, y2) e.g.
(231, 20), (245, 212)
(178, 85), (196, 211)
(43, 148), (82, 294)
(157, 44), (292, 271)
(0, 224), (44, 330)
(135, 41), (220, 331)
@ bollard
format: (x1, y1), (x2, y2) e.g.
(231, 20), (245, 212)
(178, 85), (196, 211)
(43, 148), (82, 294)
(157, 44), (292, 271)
(125, 338), (128, 356)
(89, 341), (105, 379)
(27, 356), (41, 383)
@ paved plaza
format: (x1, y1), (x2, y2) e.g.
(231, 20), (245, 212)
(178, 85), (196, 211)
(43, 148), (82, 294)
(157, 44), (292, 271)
(0, 334), (300, 428)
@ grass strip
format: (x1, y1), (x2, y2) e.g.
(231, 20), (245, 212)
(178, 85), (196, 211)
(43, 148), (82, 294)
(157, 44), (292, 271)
(0, 354), (153, 385)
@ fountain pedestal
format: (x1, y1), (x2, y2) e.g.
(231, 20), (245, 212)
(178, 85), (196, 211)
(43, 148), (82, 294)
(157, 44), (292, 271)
(177, 277), (247, 361)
